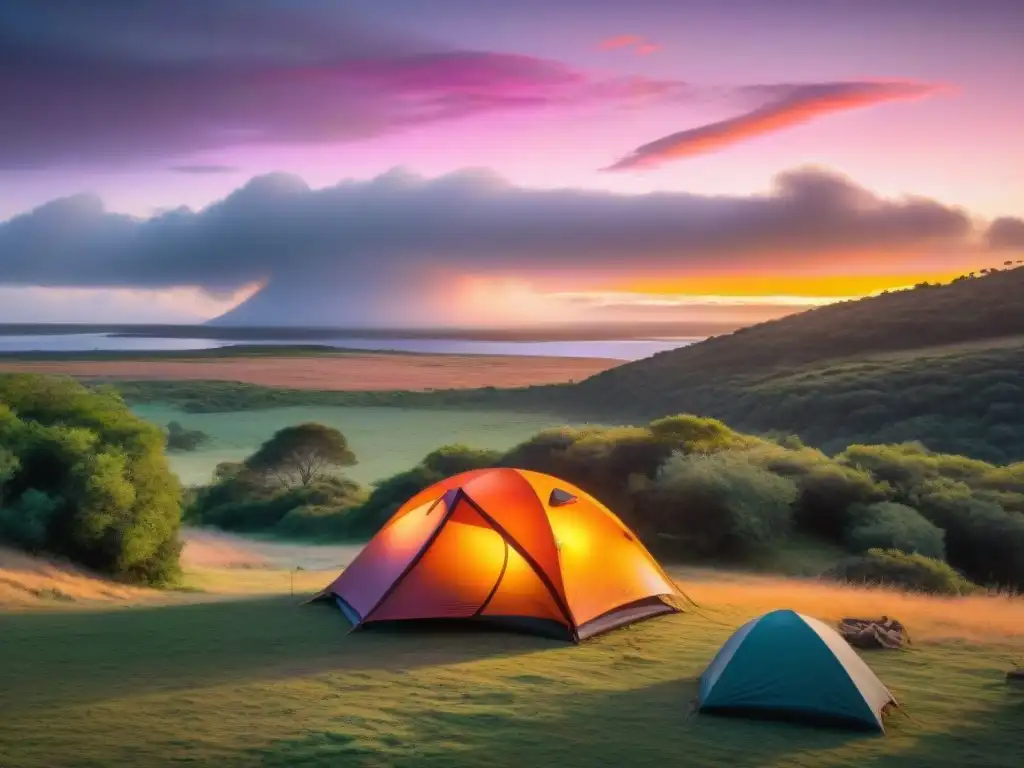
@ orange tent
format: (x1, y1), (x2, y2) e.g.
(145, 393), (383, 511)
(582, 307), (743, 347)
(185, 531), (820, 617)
(312, 467), (686, 642)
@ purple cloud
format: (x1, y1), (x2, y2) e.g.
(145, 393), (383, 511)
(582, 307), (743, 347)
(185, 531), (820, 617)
(168, 164), (240, 175)
(0, 1), (696, 169)
(987, 217), (1024, 250)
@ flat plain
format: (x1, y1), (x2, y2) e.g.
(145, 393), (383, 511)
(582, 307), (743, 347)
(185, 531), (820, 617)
(0, 352), (619, 390)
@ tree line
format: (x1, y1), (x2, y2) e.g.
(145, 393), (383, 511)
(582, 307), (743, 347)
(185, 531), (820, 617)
(187, 414), (1024, 595)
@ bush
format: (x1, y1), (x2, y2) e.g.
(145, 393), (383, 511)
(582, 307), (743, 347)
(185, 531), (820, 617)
(844, 502), (946, 559)
(0, 488), (60, 550)
(188, 473), (365, 535)
(910, 479), (1024, 589)
(273, 504), (359, 538)
(757, 446), (891, 540)
(824, 548), (979, 595)
(631, 451), (797, 561)
(165, 421), (210, 452)
(422, 444), (502, 476)
(0, 374), (182, 585)
(338, 465), (445, 538)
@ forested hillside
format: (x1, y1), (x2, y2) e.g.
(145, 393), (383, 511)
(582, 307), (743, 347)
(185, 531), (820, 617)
(561, 267), (1024, 462)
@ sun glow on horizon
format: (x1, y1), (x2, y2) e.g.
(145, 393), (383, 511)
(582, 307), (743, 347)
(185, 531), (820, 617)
(618, 271), (973, 300)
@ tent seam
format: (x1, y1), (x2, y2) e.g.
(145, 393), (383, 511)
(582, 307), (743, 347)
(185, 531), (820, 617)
(459, 489), (578, 635)
(357, 492), (456, 627)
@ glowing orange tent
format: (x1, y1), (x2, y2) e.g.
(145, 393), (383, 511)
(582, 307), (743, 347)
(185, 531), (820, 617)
(312, 467), (686, 642)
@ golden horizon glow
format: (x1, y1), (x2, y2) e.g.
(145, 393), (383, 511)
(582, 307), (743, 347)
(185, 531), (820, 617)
(618, 272), (971, 299)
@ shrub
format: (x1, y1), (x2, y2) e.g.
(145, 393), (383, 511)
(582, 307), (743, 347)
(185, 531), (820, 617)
(0, 374), (182, 585)
(272, 498), (366, 539)
(189, 473), (365, 535)
(338, 465), (441, 538)
(823, 548), (979, 595)
(910, 479), (1024, 589)
(0, 488), (60, 550)
(164, 421), (210, 452)
(631, 451), (797, 561)
(647, 414), (752, 454)
(760, 448), (891, 540)
(843, 502), (946, 560)
(421, 444), (502, 476)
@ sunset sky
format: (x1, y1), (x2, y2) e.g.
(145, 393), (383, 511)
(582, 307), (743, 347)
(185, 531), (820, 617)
(1, 0), (1022, 327)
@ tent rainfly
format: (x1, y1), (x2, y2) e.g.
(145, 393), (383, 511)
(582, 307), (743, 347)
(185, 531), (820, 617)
(311, 467), (686, 642)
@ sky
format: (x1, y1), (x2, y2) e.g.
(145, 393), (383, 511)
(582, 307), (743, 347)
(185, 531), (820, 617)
(1, 0), (1023, 327)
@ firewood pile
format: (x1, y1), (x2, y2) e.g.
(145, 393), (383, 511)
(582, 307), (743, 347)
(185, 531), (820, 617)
(837, 616), (909, 649)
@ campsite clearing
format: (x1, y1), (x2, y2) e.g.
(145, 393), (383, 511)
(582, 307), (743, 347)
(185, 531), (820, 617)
(2, 535), (1022, 768)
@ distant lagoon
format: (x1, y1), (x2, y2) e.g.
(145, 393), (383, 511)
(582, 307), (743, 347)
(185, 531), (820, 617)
(0, 332), (700, 361)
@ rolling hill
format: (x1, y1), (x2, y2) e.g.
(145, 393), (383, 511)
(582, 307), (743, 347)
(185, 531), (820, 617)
(556, 266), (1024, 462)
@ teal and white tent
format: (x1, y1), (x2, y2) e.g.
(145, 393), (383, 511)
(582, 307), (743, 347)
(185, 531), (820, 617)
(698, 609), (897, 731)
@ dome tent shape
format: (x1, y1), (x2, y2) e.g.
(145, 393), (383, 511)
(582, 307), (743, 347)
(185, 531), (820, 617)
(311, 468), (686, 642)
(698, 609), (897, 731)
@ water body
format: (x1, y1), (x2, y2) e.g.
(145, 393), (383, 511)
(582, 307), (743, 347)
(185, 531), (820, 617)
(0, 332), (699, 361)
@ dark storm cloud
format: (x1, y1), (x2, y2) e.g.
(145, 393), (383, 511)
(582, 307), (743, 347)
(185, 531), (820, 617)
(0, 165), (985, 297)
(986, 217), (1024, 250)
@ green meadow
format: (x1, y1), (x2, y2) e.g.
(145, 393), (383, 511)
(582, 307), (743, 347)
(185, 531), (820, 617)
(131, 403), (584, 486)
(1, 589), (1021, 768)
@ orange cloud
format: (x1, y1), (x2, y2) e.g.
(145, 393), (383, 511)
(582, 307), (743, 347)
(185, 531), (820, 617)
(598, 35), (659, 55)
(604, 80), (944, 171)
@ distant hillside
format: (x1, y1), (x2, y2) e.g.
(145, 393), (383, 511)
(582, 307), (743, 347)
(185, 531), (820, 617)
(560, 267), (1024, 462)
(103, 267), (1024, 463)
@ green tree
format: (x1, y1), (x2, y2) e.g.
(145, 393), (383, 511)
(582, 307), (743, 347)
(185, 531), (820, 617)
(245, 423), (356, 487)
(0, 374), (182, 585)
(0, 446), (18, 505)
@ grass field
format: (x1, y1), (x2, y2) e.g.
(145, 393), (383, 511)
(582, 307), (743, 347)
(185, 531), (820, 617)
(0, 351), (618, 391)
(132, 403), (583, 486)
(2, 551), (1022, 768)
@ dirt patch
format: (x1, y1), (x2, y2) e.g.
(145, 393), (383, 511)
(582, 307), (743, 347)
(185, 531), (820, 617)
(0, 353), (619, 391)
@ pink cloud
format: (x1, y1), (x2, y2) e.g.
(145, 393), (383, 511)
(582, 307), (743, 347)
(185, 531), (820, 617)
(599, 35), (645, 50)
(598, 35), (661, 55)
(604, 81), (944, 171)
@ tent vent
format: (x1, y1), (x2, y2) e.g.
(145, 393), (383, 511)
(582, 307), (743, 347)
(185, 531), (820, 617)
(549, 488), (577, 507)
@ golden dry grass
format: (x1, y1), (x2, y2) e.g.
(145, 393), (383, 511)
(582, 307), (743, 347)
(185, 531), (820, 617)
(0, 531), (350, 610)
(0, 545), (161, 609)
(676, 568), (1024, 646)
(5, 534), (1023, 649)
(0, 352), (619, 391)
